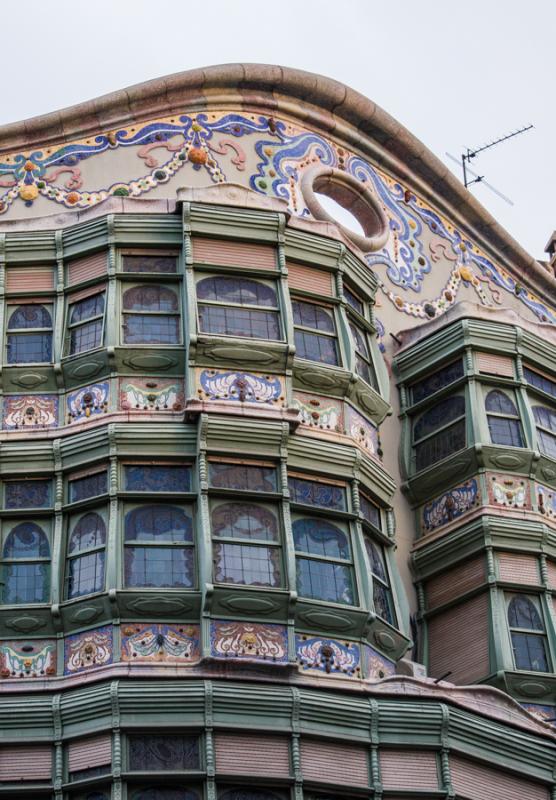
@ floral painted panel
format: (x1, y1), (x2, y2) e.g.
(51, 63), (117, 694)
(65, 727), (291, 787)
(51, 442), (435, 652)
(487, 473), (530, 509)
(364, 644), (395, 680)
(3, 394), (58, 429)
(422, 479), (480, 534)
(291, 392), (343, 431)
(121, 624), (200, 663)
(210, 620), (287, 663)
(296, 635), (361, 678)
(119, 378), (185, 411)
(537, 484), (556, 519)
(198, 369), (284, 405)
(0, 639), (56, 679)
(346, 405), (379, 457)
(64, 625), (113, 675)
(67, 382), (109, 423)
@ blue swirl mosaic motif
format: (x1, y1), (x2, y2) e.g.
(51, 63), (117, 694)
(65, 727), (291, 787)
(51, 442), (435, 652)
(296, 635), (360, 677)
(422, 479), (479, 533)
(199, 370), (282, 404)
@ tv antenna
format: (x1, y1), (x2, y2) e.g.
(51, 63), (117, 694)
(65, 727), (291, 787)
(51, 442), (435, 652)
(445, 123), (533, 207)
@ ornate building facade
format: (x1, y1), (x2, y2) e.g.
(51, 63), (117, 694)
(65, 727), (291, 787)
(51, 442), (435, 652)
(0, 64), (555, 799)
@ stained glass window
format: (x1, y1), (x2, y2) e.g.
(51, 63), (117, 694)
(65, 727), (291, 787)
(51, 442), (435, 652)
(209, 462), (277, 492)
(410, 360), (464, 405)
(349, 321), (377, 387)
(122, 285), (180, 344)
(2, 522), (50, 604)
(6, 304), (53, 364)
(66, 512), (106, 598)
(5, 480), (51, 509)
(413, 394), (466, 471)
(124, 465), (191, 492)
(288, 477), (346, 511)
(69, 471), (108, 503)
(524, 367), (556, 400)
(122, 254), (177, 273)
(343, 286), (364, 315)
(359, 494), (381, 530)
(507, 594), (550, 672)
(197, 276), (281, 340)
(292, 299), (339, 366)
(68, 293), (105, 354)
(485, 390), (524, 447)
(365, 538), (396, 626)
(128, 734), (200, 770)
(293, 518), (355, 605)
(533, 405), (556, 459)
(124, 505), (194, 588)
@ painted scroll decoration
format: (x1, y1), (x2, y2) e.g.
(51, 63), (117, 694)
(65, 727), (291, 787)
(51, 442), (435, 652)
(121, 623), (200, 663)
(67, 382), (109, 423)
(120, 378), (185, 411)
(3, 394), (58, 429)
(296, 635), (361, 677)
(198, 370), (283, 404)
(0, 639), (56, 678)
(210, 621), (287, 663)
(422, 478), (480, 533)
(64, 625), (113, 674)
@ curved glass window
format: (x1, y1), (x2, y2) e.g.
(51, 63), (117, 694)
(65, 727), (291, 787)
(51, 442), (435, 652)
(128, 734), (199, 770)
(68, 292), (105, 354)
(212, 502), (281, 587)
(7, 304), (53, 364)
(365, 538), (396, 626)
(66, 512), (106, 598)
(124, 505), (194, 588)
(292, 299), (339, 366)
(122, 285), (180, 344)
(293, 518), (355, 605)
(485, 390), (524, 447)
(533, 405), (556, 458)
(413, 394), (466, 471)
(197, 276), (281, 341)
(2, 522), (49, 604)
(507, 594), (550, 672)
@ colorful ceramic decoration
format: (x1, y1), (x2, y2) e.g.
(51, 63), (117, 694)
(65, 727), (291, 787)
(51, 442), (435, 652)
(364, 644), (396, 680)
(0, 639), (56, 679)
(3, 394), (58, 429)
(119, 379), (185, 412)
(422, 479), (480, 533)
(346, 405), (379, 457)
(292, 392), (343, 431)
(537, 484), (556, 519)
(198, 370), (283, 404)
(296, 635), (361, 678)
(210, 621), (288, 663)
(121, 623), (200, 663)
(521, 703), (556, 726)
(64, 625), (113, 674)
(67, 382), (109, 423)
(487, 474), (530, 509)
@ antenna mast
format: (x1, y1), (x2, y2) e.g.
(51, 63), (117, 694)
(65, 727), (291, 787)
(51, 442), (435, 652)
(461, 124), (533, 188)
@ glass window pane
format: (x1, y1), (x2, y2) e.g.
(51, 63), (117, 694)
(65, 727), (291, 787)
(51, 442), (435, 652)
(293, 519), (350, 560)
(292, 300), (335, 333)
(360, 495), (381, 529)
(485, 390), (519, 415)
(538, 428), (556, 458)
(69, 471), (108, 503)
(124, 546), (194, 588)
(296, 558), (354, 604)
(533, 405), (556, 433)
(365, 539), (387, 582)
(123, 285), (178, 312)
(508, 595), (544, 630)
(70, 319), (103, 354)
(70, 294), (105, 324)
(131, 790), (199, 800)
(125, 506), (193, 543)
(124, 465), (191, 492)
(415, 418), (466, 471)
(288, 477), (346, 511)
(410, 360), (464, 404)
(488, 416), (524, 447)
(344, 287), (364, 315)
(197, 276), (277, 307)
(128, 734), (199, 770)
(198, 305), (280, 339)
(511, 632), (549, 672)
(413, 396), (466, 442)
(212, 503), (278, 541)
(122, 255), (177, 273)
(67, 551), (105, 598)
(68, 513), (106, 553)
(3, 562), (48, 603)
(219, 791), (285, 800)
(349, 322), (370, 359)
(3, 523), (49, 558)
(7, 333), (52, 363)
(8, 305), (52, 330)
(123, 314), (179, 344)
(209, 463), (277, 492)
(214, 542), (281, 586)
(5, 480), (51, 509)
(524, 367), (556, 399)
(294, 330), (338, 365)
(355, 353), (375, 386)
(373, 582), (396, 626)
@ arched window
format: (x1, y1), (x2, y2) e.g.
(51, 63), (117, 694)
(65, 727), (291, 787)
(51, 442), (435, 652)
(2, 522), (50, 604)
(293, 518), (355, 605)
(66, 512), (106, 598)
(365, 538), (396, 626)
(485, 390), (524, 447)
(412, 394), (466, 471)
(124, 505), (194, 588)
(507, 594), (550, 672)
(68, 292), (105, 354)
(292, 299), (339, 366)
(211, 502), (281, 587)
(197, 276), (281, 340)
(122, 285), (180, 344)
(6, 304), (53, 364)
(532, 405), (556, 458)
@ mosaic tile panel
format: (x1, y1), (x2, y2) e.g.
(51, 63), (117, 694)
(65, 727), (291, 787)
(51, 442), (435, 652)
(197, 369), (284, 405)
(487, 473), (530, 509)
(291, 392), (343, 431)
(0, 639), (56, 679)
(210, 621), (287, 663)
(3, 394), (58, 429)
(119, 378), (185, 411)
(364, 644), (396, 680)
(64, 625), (113, 675)
(346, 405), (379, 457)
(67, 382), (109, 423)
(296, 635), (361, 678)
(422, 478), (480, 534)
(121, 623), (200, 664)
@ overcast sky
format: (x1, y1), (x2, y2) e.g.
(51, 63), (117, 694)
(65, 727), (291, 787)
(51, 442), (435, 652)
(3, 0), (553, 260)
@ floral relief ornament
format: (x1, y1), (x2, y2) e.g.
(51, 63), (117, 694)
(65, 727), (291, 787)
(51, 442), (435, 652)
(2, 394), (58, 429)
(64, 625), (113, 674)
(210, 621), (288, 663)
(121, 623), (200, 663)
(1, 639), (56, 679)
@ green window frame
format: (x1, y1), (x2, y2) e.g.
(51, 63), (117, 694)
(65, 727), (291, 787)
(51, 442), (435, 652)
(1, 519), (51, 605)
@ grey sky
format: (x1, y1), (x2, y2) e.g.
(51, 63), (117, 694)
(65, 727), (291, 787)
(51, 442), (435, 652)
(3, 0), (554, 260)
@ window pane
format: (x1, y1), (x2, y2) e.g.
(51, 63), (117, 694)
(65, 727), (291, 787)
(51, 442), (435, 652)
(296, 558), (354, 604)
(508, 595), (544, 630)
(68, 513), (106, 553)
(198, 305), (280, 339)
(209, 462), (277, 492)
(294, 330), (338, 365)
(344, 287), (364, 315)
(524, 367), (556, 399)
(373, 582), (396, 626)
(123, 285), (178, 312)
(5, 480), (51, 509)
(488, 416), (524, 447)
(219, 791), (285, 800)
(3, 522), (49, 558)
(293, 519), (350, 559)
(365, 539), (387, 582)
(533, 405), (556, 433)
(511, 632), (549, 672)
(122, 255), (177, 273)
(70, 319), (103, 354)
(8, 305), (52, 330)
(413, 396), (465, 442)
(125, 506), (193, 542)
(124, 546), (194, 588)
(7, 333), (52, 363)
(131, 790), (199, 800)
(360, 495), (381, 529)
(67, 551), (105, 598)
(288, 477), (346, 511)
(355, 353), (375, 386)
(214, 542), (281, 586)
(128, 734), (199, 770)
(69, 471), (108, 503)
(124, 465), (191, 492)
(415, 418), (466, 471)
(349, 322), (370, 359)
(197, 276), (277, 307)
(3, 562), (49, 603)
(123, 314), (179, 344)
(538, 428), (556, 458)
(411, 360), (464, 404)
(212, 503), (278, 541)
(292, 300), (335, 333)
(485, 390), (519, 415)
(70, 294), (105, 324)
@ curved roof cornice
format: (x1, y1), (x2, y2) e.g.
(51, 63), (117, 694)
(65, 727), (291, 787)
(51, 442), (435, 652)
(0, 63), (553, 297)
